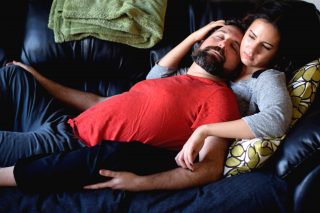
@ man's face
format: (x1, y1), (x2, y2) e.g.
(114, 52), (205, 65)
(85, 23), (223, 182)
(192, 25), (243, 79)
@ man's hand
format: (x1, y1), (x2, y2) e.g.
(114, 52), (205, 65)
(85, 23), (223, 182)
(86, 136), (227, 192)
(83, 170), (143, 191)
(175, 125), (208, 171)
(8, 61), (39, 76)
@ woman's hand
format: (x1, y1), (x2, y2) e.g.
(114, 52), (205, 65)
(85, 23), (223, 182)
(190, 20), (225, 43)
(175, 125), (208, 171)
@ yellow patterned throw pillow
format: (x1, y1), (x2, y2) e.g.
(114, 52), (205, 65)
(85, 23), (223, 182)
(224, 58), (320, 177)
(288, 59), (320, 126)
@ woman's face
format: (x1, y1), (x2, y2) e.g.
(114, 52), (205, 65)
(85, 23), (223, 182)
(240, 19), (280, 70)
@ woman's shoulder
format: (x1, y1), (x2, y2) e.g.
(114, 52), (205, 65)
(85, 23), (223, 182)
(259, 68), (284, 76)
(255, 68), (286, 80)
(253, 69), (287, 90)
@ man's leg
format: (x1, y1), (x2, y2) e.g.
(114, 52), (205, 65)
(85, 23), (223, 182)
(0, 65), (83, 166)
(12, 141), (178, 192)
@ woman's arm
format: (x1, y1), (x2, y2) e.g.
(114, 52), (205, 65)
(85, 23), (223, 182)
(241, 71), (292, 137)
(146, 20), (225, 79)
(11, 61), (107, 112)
(176, 71), (293, 170)
(175, 119), (254, 170)
(158, 20), (225, 67)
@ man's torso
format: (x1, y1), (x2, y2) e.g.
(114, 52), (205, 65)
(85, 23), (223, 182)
(69, 75), (240, 150)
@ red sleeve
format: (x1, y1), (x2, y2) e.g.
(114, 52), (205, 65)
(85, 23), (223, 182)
(191, 88), (240, 130)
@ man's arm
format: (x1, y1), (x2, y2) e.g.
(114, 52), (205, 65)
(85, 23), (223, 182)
(11, 61), (107, 112)
(84, 136), (229, 191)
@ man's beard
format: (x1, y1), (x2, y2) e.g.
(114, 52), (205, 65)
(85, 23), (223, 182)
(191, 46), (227, 79)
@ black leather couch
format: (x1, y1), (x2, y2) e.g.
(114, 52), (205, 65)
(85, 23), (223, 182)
(0, 0), (319, 212)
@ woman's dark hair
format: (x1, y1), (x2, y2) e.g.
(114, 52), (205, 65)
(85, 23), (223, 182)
(244, 0), (320, 77)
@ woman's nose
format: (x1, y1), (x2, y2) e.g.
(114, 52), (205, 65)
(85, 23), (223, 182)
(247, 43), (259, 56)
(246, 49), (253, 58)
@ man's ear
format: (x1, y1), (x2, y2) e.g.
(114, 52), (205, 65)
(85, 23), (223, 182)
(194, 40), (204, 49)
(193, 42), (202, 51)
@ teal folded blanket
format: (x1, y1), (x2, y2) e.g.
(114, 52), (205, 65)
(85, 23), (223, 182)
(48, 0), (167, 48)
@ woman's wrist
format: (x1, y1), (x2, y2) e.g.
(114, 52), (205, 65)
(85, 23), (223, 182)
(197, 125), (210, 140)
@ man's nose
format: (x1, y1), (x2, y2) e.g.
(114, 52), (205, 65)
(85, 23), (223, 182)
(218, 41), (226, 48)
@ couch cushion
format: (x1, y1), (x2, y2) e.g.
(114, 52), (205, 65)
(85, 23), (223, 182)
(269, 99), (320, 181)
(20, 0), (208, 98)
(293, 164), (320, 212)
(273, 59), (320, 181)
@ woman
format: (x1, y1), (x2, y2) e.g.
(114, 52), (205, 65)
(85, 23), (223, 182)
(147, 1), (295, 170)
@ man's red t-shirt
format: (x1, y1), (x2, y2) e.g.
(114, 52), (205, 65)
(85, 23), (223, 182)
(68, 75), (240, 150)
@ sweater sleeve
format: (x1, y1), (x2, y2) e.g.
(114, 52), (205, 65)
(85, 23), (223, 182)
(242, 70), (292, 137)
(146, 63), (188, 79)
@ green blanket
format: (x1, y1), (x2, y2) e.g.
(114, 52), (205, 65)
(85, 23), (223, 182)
(48, 0), (167, 48)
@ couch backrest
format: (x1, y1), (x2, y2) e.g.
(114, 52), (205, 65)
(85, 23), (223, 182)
(0, 0), (253, 96)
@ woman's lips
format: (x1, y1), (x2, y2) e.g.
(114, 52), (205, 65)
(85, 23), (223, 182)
(243, 52), (253, 61)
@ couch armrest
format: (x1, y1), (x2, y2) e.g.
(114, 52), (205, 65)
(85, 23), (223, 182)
(265, 86), (320, 181)
(293, 164), (320, 213)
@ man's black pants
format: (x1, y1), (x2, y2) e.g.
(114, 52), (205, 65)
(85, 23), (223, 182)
(0, 65), (84, 166)
(14, 141), (179, 192)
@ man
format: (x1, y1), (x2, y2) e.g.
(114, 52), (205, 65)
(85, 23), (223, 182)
(0, 20), (244, 192)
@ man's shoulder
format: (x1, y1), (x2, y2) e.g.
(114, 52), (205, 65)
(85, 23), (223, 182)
(146, 64), (188, 79)
(206, 83), (237, 101)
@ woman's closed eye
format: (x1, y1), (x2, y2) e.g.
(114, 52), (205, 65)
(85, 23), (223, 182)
(249, 34), (255, 40)
(262, 43), (272, 50)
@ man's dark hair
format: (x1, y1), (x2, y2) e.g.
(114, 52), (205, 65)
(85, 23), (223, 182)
(204, 19), (246, 41)
(225, 19), (246, 34)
